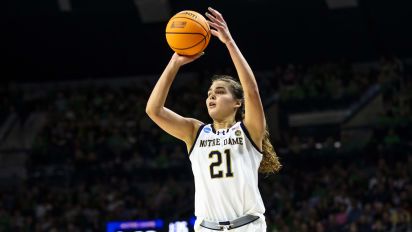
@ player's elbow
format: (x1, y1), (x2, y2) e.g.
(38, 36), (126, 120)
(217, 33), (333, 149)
(145, 104), (157, 116)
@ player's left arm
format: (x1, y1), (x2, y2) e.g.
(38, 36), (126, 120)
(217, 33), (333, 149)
(206, 7), (265, 149)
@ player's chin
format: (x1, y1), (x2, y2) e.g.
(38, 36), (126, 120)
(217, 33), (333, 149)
(207, 108), (219, 118)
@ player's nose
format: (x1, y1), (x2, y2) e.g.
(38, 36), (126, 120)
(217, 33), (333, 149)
(208, 94), (216, 100)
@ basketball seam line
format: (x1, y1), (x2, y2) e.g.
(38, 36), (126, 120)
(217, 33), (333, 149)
(170, 37), (206, 50)
(201, 32), (210, 52)
(166, 32), (206, 36)
(169, 16), (209, 34)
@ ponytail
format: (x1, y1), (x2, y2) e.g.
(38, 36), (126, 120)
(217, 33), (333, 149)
(259, 127), (282, 173)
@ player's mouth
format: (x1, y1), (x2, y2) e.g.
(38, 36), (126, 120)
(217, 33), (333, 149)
(208, 102), (216, 109)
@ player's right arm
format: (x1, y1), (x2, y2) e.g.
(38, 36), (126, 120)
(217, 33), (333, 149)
(146, 53), (204, 150)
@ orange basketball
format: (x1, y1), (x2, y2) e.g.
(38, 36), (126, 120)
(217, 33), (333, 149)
(165, 10), (211, 56)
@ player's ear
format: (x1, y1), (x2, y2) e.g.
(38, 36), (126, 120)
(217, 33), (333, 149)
(234, 99), (242, 108)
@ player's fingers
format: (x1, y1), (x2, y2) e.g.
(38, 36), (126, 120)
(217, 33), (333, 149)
(205, 12), (218, 23)
(206, 10), (227, 28)
(206, 20), (216, 27)
(207, 20), (223, 31)
(208, 7), (226, 24)
(179, 52), (204, 65)
(208, 7), (224, 22)
(215, 20), (226, 28)
(191, 52), (205, 60)
(210, 29), (219, 37)
(206, 14), (226, 29)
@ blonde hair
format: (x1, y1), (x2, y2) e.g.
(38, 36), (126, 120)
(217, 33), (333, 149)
(211, 75), (281, 173)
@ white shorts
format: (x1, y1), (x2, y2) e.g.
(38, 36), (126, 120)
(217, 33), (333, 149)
(194, 216), (266, 232)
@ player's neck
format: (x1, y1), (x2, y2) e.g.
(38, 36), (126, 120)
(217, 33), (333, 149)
(213, 120), (236, 130)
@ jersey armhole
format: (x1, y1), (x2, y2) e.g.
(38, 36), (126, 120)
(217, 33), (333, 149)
(240, 121), (263, 154)
(188, 124), (206, 156)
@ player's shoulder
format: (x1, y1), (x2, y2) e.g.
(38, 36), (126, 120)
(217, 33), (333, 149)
(188, 118), (204, 130)
(185, 118), (206, 155)
(185, 118), (205, 140)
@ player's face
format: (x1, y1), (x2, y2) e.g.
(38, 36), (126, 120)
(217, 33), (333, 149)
(206, 80), (241, 121)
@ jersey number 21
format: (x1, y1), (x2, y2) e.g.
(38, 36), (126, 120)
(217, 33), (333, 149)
(209, 149), (234, 179)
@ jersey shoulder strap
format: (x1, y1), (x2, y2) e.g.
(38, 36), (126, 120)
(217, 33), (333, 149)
(188, 124), (206, 156)
(239, 121), (263, 154)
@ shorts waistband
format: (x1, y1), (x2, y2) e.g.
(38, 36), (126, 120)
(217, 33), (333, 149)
(199, 214), (260, 231)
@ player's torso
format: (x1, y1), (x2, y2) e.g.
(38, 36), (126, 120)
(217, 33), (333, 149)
(189, 122), (265, 221)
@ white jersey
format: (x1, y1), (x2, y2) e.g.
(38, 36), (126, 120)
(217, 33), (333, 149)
(189, 121), (265, 222)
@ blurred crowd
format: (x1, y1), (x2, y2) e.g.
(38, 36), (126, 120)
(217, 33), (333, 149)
(0, 56), (411, 231)
(265, 154), (412, 232)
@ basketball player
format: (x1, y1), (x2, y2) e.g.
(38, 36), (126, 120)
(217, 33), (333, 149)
(146, 7), (281, 231)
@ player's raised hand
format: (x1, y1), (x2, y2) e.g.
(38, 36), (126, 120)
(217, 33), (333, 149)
(205, 7), (233, 45)
(171, 52), (204, 66)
